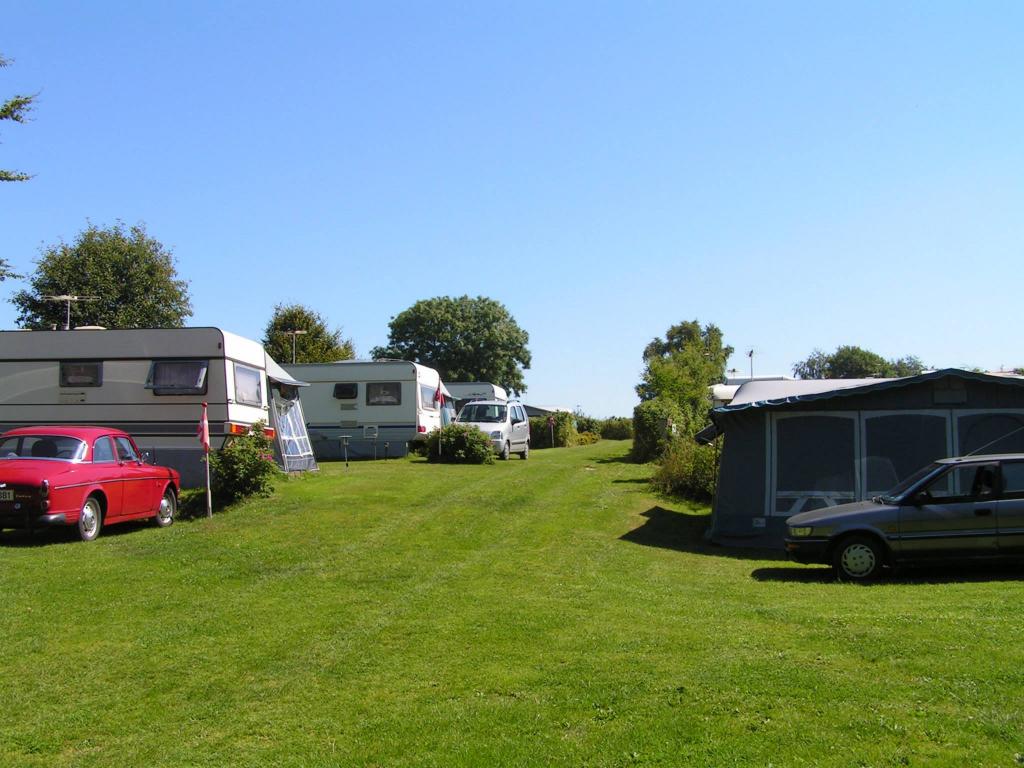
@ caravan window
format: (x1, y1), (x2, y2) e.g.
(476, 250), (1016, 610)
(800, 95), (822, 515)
(420, 384), (438, 410)
(60, 361), (103, 387)
(146, 360), (209, 395)
(234, 364), (263, 407)
(333, 383), (357, 400)
(367, 382), (401, 406)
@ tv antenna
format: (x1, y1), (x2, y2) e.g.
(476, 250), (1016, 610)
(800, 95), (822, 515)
(42, 295), (99, 331)
(746, 347), (756, 379)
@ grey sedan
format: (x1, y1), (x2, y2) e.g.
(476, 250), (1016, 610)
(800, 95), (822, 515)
(785, 454), (1024, 580)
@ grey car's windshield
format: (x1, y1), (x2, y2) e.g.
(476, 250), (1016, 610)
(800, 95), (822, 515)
(0, 435), (87, 462)
(878, 462), (943, 503)
(458, 404), (507, 423)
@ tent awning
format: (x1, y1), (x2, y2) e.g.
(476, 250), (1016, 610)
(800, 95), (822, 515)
(265, 356), (309, 387)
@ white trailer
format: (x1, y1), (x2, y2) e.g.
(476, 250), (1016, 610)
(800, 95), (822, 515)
(0, 327), (317, 487)
(285, 360), (453, 459)
(444, 382), (508, 413)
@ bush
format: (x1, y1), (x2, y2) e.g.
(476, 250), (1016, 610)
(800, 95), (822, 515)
(425, 424), (495, 464)
(599, 417), (633, 440)
(576, 431), (601, 445)
(632, 398), (684, 462)
(651, 440), (718, 501)
(573, 411), (602, 434)
(208, 422), (280, 505)
(528, 411), (578, 448)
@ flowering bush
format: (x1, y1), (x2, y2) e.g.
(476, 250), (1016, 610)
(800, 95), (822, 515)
(209, 421), (281, 504)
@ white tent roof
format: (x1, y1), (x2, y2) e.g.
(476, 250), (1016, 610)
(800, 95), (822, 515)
(728, 378), (893, 407)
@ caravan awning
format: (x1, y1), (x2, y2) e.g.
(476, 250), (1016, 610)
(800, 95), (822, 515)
(265, 356), (309, 387)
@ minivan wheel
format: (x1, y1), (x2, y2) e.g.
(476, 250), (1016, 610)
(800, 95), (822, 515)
(520, 441), (529, 460)
(832, 535), (884, 582)
(500, 441), (510, 460)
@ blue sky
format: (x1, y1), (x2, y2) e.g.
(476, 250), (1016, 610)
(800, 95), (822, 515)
(2, 2), (1022, 416)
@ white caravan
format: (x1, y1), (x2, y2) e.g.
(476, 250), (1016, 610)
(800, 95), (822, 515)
(444, 382), (508, 413)
(0, 327), (317, 487)
(286, 360), (453, 459)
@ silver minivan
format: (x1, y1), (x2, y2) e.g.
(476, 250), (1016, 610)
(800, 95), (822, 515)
(456, 400), (530, 460)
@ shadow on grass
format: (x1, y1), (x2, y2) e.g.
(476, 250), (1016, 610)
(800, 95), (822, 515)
(0, 519), (154, 547)
(612, 478), (651, 485)
(595, 454), (637, 465)
(753, 561), (1024, 584)
(620, 505), (785, 562)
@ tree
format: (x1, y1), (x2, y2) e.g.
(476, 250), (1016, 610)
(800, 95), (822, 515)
(1, 54), (36, 183)
(636, 320), (733, 407)
(633, 320), (732, 450)
(12, 222), (193, 329)
(371, 296), (531, 394)
(792, 346), (926, 379)
(262, 303), (355, 364)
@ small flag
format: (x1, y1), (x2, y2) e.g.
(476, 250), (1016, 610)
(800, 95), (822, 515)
(197, 401), (210, 454)
(433, 383), (444, 407)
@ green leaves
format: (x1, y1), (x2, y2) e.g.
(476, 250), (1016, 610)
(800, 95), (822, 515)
(11, 222), (193, 329)
(262, 303), (355, 364)
(1, 53), (36, 183)
(792, 346), (926, 379)
(372, 295), (531, 394)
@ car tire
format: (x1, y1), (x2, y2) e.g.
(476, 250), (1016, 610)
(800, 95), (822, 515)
(832, 535), (884, 582)
(78, 496), (103, 542)
(519, 441), (529, 460)
(500, 441), (510, 460)
(154, 488), (176, 528)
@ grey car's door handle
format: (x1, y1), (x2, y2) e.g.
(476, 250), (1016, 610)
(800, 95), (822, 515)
(975, 508), (993, 516)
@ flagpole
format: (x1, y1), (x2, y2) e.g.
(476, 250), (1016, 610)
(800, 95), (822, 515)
(199, 401), (212, 518)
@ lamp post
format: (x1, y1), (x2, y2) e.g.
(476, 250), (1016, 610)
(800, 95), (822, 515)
(282, 329), (307, 364)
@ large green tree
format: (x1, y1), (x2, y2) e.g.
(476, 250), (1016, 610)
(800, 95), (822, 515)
(371, 296), (531, 394)
(792, 346), (926, 379)
(12, 222), (193, 329)
(262, 303), (355, 364)
(1, 54), (35, 183)
(636, 320), (733, 408)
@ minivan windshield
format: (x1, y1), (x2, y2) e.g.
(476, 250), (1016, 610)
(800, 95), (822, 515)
(458, 404), (507, 423)
(0, 435), (87, 462)
(878, 462), (943, 503)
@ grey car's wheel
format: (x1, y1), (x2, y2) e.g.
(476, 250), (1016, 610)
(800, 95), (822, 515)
(500, 441), (510, 460)
(154, 488), (176, 528)
(519, 441), (529, 460)
(832, 535), (884, 581)
(78, 496), (103, 542)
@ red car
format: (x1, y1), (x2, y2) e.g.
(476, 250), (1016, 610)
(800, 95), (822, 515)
(0, 426), (181, 542)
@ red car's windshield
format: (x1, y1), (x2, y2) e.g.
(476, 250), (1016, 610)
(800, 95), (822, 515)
(0, 435), (87, 462)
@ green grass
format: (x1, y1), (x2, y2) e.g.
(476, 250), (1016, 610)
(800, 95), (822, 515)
(2, 440), (1023, 767)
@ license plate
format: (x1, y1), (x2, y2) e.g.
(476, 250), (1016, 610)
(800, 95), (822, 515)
(0, 490), (13, 501)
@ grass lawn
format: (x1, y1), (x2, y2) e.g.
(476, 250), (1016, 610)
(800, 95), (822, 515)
(2, 439), (1023, 767)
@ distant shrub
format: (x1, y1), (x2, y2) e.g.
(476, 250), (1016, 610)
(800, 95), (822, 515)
(425, 424), (495, 464)
(576, 431), (601, 445)
(209, 422), (280, 504)
(599, 417), (633, 440)
(632, 399), (684, 462)
(528, 411), (578, 448)
(651, 440), (718, 501)
(573, 411), (602, 434)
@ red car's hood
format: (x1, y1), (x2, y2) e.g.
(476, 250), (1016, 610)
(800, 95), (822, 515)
(0, 459), (82, 486)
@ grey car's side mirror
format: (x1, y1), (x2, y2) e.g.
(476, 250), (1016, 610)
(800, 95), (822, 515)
(911, 490), (930, 506)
